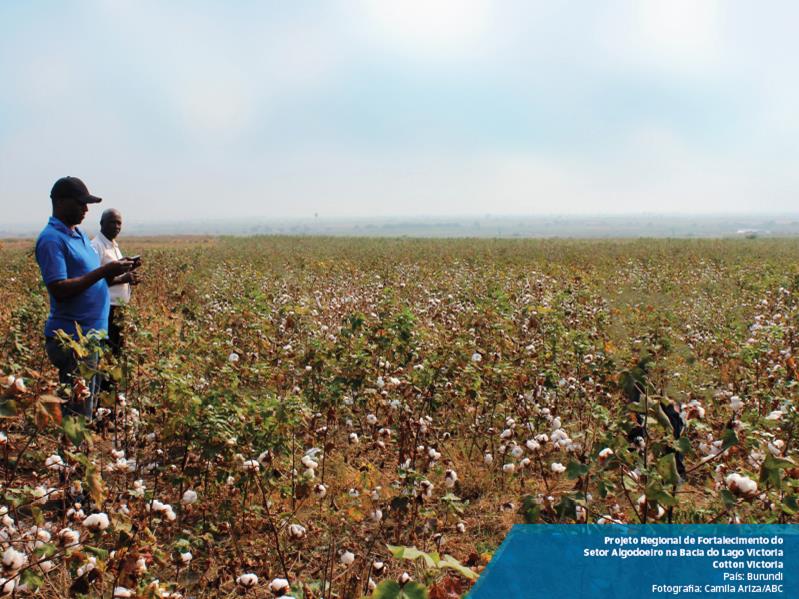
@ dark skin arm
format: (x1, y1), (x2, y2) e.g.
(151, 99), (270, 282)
(46, 259), (136, 302)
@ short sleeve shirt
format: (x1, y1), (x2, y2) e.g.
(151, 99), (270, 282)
(91, 232), (131, 306)
(35, 216), (110, 338)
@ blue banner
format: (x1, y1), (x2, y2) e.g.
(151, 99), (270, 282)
(468, 525), (798, 598)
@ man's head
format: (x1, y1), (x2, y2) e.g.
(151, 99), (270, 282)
(100, 209), (123, 240)
(50, 177), (102, 227)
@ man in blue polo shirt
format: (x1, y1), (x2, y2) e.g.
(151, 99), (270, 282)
(36, 176), (137, 419)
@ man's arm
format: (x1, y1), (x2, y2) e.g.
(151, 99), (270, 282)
(47, 260), (135, 302)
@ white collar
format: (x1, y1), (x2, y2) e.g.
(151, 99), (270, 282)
(97, 231), (118, 248)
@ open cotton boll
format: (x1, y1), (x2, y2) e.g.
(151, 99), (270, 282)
(340, 550), (355, 565)
(180, 551), (192, 564)
(82, 513), (110, 531)
(2, 547), (27, 572)
(45, 454), (65, 471)
(113, 587), (134, 598)
(444, 469), (458, 488)
(550, 462), (566, 474)
(300, 455), (318, 470)
(730, 395), (744, 412)
(235, 573), (258, 588)
(242, 460), (260, 472)
(182, 489), (198, 505)
(726, 473), (758, 497)
(287, 524), (306, 540)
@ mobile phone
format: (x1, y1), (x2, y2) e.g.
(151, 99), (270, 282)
(127, 255), (141, 262)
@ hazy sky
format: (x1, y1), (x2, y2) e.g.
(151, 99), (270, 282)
(1, 0), (798, 224)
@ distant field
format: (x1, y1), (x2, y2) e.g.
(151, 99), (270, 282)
(1, 237), (798, 598)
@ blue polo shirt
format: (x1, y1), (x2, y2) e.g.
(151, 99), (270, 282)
(35, 217), (110, 338)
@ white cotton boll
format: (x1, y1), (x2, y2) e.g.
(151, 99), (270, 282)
(111, 449), (125, 460)
(366, 414), (378, 425)
(444, 469), (458, 488)
(399, 572), (412, 585)
(511, 445), (524, 459)
(726, 473), (758, 497)
(525, 439), (540, 452)
(598, 448), (614, 463)
(502, 463), (515, 474)
(228, 352), (239, 363)
(82, 513), (110, 531)
(45, 454), (65, 471)
(242, 460), (260, 473)
(340, 550), (355, 565)
(535, 433), (549, 444)
(550, 462), (566, 474)
(38, 560), (55, 573)
(58, 528), (80, 546)
(376, 377), (385, 389)
(419, 480), (434, 498)
(288, 524), (306, 540)
(730, 395), (743, 412)
(768, 439), (785, 456)
(389, 377), (401, 385)
(130, 480), (146, 498)
(2, 547), (27, 572)
(135, 556), (148, 575)
(575, 505), (587, 523)
(349, 432), (359, 444)
(235, 573), (259, 588)
(113, 587), (134, 598)
(36, 529), (51, 543)
(164, 507), (177, 521)
(182, 489), (198, 505)
(370, 508), (383, 522)
(765, 410), (784, 421)
(180, 552), (192, 564)
(348, 488), (360, 497)
(471, 353), (482, 363)
(313, 484), (327, 499)
(500, 428), (513, 440)
(551, 417), (561, 430)
(301, 455), (318, 470)
(484, 452), (493, 465)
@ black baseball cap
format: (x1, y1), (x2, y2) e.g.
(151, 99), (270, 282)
(50, 176), (102, 204)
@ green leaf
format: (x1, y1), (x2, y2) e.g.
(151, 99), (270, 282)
(84, 545), (110, 559)
(386, 545), (436, 568)
(439, 554), (478, 580)
(20, 569), (44, 591)
(370, 580), (428, 599)
(519, 495), (542, 523)
(676, 436), (692, 456)
(0, 400), (18, 418)
(721, 428), (738, 451)
(720, 489), (737, 508)
(652, 402), (672, 430)
(782, 494), (798, 515)
(63, 415), (88, 446)
(33, 543), (57, 559)
(651, 490), (678, 507)
(656, 453), (680, 486)
(566, 461), (589, 479)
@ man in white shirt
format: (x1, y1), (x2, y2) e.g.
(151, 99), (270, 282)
(91, 209), (140, 357)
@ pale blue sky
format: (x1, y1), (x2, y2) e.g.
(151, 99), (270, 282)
(1, 0), (798, 223)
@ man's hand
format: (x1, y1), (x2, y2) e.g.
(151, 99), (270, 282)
(103, 258), (136, 278)
(47, 258), (135, 301)
(118, 271), (142, 285)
